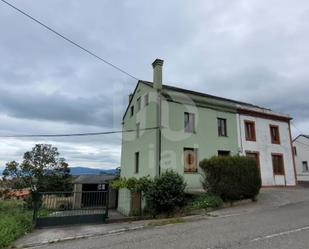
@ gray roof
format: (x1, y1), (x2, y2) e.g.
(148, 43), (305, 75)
(73, 174), (116, 184)
(293, 134), (309, 142)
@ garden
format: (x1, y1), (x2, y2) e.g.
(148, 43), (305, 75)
(113, 155), (262, 217)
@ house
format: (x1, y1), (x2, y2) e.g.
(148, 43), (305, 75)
(73, 174), (118, 209)
(118, 59), (297, 215)
(293, 135), (309, 183)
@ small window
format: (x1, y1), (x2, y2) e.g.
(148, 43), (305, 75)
(144, 94), (149, 106)
(302, 161), (308, 172)
(245, 121), (256, 141)
(270, 125), (280, 144)
(130, 105), (134, 117)
(246, 152), (260, 168)
(293, 146), (297, 156)
(135, 152), (139, 174)
(184, 148), (198, 173)
(136, 123), (140, 138)
(137, 97), (141, 111)
(272, 154), (284, 175)
(218, 118), (227, 136)
(184, 112), (195, 133)
(218, 150), (230, 157)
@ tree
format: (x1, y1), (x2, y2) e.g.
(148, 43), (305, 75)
(3, 144), (73, 192)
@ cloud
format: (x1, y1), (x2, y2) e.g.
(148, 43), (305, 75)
(0, 0), (308, 168)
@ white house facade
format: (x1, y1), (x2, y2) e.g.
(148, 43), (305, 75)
(293, 135), (309, 182)
(237, 106), (297, 187)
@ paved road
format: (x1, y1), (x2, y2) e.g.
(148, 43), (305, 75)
(32, 188), (309, 249)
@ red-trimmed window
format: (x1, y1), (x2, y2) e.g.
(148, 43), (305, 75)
(270, 125), (280, 144)
(245, 120), (256, 141)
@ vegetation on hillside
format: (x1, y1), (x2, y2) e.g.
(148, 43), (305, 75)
(0, 200), (33, 249)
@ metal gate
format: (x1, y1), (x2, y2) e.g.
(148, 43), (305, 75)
(33, 190), (109, 227)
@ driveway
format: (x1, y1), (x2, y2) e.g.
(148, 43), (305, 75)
(17, 187), (309, 249)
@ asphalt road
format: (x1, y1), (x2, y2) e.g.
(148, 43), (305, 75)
(32, 189), (309, 249)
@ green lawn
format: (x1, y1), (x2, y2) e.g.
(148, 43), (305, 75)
(0, 199), (33, 249)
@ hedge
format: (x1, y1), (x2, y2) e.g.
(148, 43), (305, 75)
(200, 155), (261, 201)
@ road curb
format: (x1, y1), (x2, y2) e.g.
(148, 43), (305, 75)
(13, 225), (146, 249)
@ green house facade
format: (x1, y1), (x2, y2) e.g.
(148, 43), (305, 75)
(118, 59), (240, 215)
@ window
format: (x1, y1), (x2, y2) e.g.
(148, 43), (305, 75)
(144, 94), (149, 106)
(218, 118), (227, 136)
(270, 125), (280, 144)
(302, 161), (308, 172)
(184, 112), (195, 133)
(184, 148), (198, 173)
(136, 123), (140, 138)
(245, 121), (256, 141)
(293, 146), (297, 156)
(130, 105), (134, 117)
(218, 150), (230, 157)
(134, 152), (139, 173)
(246, 152), (260, 168)
(137, 97), (141, 111)
(272, 154), (284, 175)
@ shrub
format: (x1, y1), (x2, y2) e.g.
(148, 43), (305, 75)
(200, 155), (261, 201)
(191, 193), (223, 209)
(0, 200), (33, 249)
(144, 170), (186, 215)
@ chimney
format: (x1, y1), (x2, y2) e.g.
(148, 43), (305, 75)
(152, 59), (164, 90)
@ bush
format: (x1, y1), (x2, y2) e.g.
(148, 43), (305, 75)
(144, 170), (186, 215)
(191, 193), (223, 209)
(0, 200), (33, 249)
(200, 155), (261, 201)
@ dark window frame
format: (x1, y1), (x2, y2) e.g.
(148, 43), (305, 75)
(218, 150), (231, 157)
(246, 151), (260, 168)
(134, 152), (139, 174)
(217, 118), (227, 137)
(184, 112), (195, 133)
(137, 97), (141, 111)
(144, 93), (149, 106)
(130, 105), (134, 117)
(270, 125), (280, 144)
(302, 161), (309, 172)
(244, 120), (256, 141)
(272, 153), (285, 176)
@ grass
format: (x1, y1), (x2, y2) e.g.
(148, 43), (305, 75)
(0, 199), (33, 249)
(189, 193), (223, 210)
(147, 217), (185, 227)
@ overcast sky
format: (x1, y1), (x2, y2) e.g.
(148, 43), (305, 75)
(0, 0), (308, 169)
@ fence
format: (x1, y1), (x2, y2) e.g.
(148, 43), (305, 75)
(33, 190), (109, 227)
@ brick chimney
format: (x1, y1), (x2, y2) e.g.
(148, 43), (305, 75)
(152, 59), (164, 90)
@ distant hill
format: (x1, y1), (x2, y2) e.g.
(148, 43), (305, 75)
(0, 166), (116, 176)
(69, 167), (117, 176)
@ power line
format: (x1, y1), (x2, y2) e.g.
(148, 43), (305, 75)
(0, 127), (159, 138)
(291, 121), (305, 135)
(0, 0), (139, 81)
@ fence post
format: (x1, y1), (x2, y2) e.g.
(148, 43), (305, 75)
(105, 190), (109, 220)
(32, 191), (40, 225)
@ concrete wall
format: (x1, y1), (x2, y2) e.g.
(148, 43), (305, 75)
(238, 114), (296, 186)
(293, 136), (309, 182)
(117, 188), (131, 216)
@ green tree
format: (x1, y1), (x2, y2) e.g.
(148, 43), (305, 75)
(3, 144), (73, 192)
